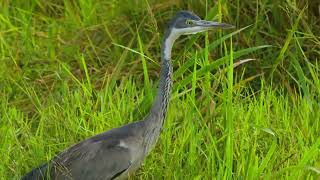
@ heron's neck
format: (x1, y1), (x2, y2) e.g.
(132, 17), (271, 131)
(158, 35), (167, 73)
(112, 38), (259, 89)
(142, 30), (178, 154)
(149, 30), (177, 125)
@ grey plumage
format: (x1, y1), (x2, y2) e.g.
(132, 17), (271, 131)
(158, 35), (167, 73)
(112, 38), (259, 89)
(22, 10), (234, 180)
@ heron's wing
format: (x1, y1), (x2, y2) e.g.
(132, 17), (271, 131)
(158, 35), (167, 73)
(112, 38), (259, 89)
(52, 139), (133, 180)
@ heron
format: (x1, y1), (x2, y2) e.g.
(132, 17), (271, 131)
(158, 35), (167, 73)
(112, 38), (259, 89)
(22, 10), (234, 180)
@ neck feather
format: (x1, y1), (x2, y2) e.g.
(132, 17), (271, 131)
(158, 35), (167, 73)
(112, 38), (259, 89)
(142, 29), (178, 154)
(150, 30), (177, 122)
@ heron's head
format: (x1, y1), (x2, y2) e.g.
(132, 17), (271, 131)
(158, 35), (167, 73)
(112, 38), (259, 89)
(167, 11), (234, 38)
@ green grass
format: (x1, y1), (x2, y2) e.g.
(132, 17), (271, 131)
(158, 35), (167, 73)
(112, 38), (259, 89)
(0, 0), (319, 179)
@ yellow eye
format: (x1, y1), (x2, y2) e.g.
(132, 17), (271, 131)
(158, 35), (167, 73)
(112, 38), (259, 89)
(186, 20), (193, 25)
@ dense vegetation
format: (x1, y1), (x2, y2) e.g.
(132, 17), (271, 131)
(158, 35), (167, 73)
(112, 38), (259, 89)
(0, 0), (319, 179)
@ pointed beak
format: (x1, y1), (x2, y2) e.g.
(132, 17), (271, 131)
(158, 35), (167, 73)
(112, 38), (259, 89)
(194, 20), (235, 29)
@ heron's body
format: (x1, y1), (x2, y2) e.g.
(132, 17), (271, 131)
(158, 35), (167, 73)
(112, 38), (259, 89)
(23, 115), (164, 179)
(22, 11), (233, 180)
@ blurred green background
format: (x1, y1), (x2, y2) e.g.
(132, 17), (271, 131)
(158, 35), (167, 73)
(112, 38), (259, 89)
(0, 0), (319, 179)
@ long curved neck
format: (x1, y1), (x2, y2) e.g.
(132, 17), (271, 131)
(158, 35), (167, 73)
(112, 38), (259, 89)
(142, 29), (178, 154)
(149, 29), (177, 124)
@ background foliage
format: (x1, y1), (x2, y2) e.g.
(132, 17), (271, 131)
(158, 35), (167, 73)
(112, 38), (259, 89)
(0, 0), (319, 179)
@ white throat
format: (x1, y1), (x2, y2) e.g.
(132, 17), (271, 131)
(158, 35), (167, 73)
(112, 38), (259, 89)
(163, 27), (207, 60)
(163, 28), (180, 60)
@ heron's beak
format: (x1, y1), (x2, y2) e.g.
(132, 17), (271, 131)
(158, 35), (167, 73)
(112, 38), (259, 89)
(194, 20), (235, 29)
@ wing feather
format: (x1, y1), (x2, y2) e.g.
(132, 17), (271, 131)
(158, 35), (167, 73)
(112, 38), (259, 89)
(51, 140), (132, 180)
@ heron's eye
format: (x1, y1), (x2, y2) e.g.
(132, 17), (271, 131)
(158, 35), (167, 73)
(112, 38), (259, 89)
(186, 20), (193, 25)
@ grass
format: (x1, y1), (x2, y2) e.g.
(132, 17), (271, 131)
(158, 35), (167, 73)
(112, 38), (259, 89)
(0, 0), (319, 179)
